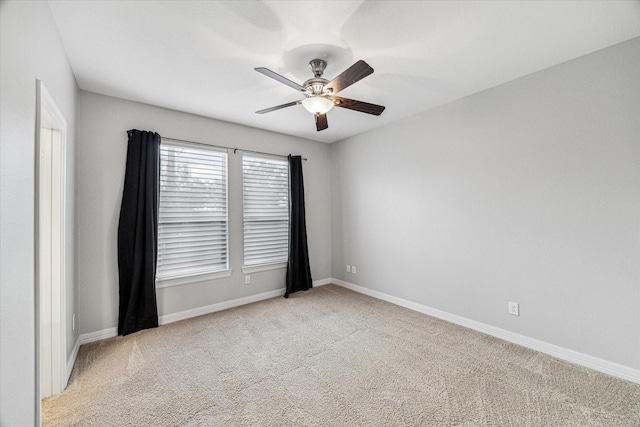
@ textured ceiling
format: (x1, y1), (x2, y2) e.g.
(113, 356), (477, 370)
(48, 0), (640, 143)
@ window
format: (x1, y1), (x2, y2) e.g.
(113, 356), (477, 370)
(157, 141), (228, 282)
(243, 154), (289, 267)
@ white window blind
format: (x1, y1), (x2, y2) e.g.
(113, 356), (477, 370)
(243, 154), (289, 266)
(157, 141), (228, 280)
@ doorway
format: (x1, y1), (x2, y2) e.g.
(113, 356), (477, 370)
(36, 80), (67, 405)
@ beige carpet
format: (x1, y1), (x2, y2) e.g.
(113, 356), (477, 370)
(43, 284), (639, 426)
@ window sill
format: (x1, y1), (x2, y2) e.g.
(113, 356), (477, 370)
(156, 269), (233, 289)
(241, 262), (287, 275)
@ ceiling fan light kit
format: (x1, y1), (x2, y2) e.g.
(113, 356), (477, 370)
(301, 96), (334, 115)
(255, 58), (385, 131)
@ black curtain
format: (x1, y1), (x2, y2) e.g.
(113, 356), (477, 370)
(117, 129), (160, 335)
(285, 155), (312, 298)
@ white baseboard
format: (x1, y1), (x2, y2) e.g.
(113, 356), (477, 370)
(313, 278), (332, 287)
(79, 327), (118, 345)
(65, 336), (80, 386)
(161, 279), (331, 325)
(159, 288), (286, 325)
(331, 278), (640, 385)
(79, 278), (332, 345)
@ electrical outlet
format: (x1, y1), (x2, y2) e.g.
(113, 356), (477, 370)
(352, 266), (357, 274)
(508, 302), (519, 316)
(245, 275), (251, 285)
(346, 265), (351, 272)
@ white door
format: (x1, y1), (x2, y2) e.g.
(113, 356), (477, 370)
(37, 81), (67, 403)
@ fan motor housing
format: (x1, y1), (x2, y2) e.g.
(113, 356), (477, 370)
(303, 77), (330, 97)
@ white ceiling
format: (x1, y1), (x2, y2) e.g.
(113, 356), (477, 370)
(48, 0), (640, 144)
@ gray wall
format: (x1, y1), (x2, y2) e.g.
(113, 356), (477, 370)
(77, 91), (332, 335)
(0, 1), (79, 424)
(331, 38), (640, 370)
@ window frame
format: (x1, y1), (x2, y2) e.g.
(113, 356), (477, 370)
(156, 140), (231, 288)
(241, 153), (290, 273)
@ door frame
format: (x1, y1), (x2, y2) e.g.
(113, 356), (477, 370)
(35, 80), (68, 411)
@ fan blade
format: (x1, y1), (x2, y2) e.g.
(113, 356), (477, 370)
(255, 67), (305, 92)
(324, 60), (374, 95)
(256, 101), (301, 114)
(333, 96), (385, 116)
(315, 113), (328, 131)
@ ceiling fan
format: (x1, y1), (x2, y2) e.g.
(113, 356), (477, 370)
(255, 59), (385, 131)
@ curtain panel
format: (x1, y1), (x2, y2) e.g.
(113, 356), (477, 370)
(117, 129), (160, 335)
(285, 155), (313, 297)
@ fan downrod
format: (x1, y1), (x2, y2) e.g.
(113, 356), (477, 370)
(308, 59), (327, 78)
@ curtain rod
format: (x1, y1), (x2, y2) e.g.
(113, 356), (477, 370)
(161, 136), (307, 161)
